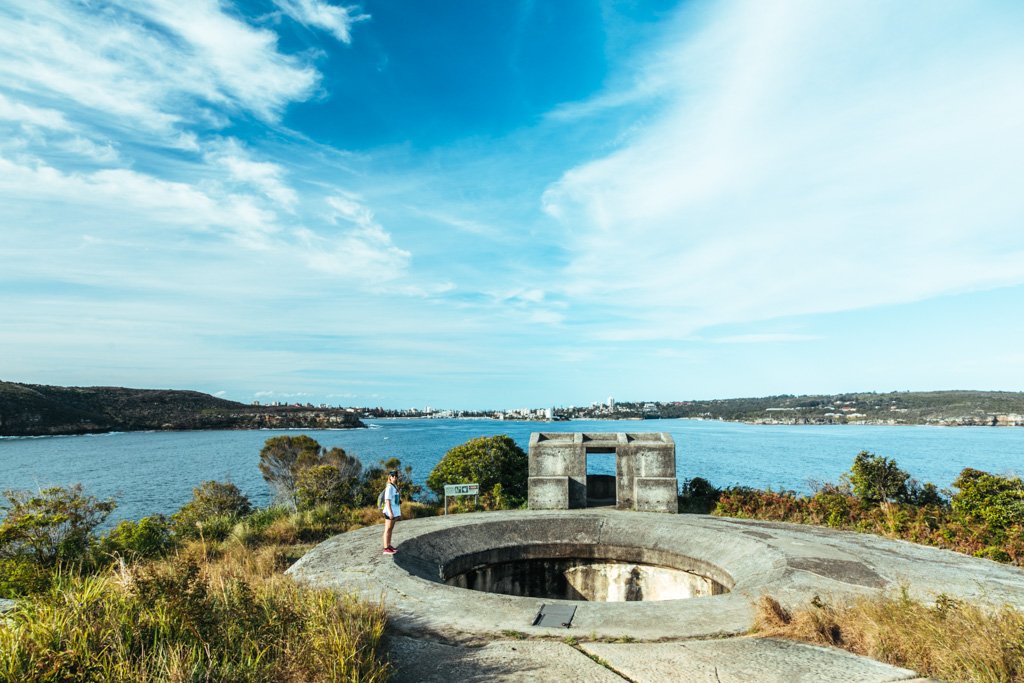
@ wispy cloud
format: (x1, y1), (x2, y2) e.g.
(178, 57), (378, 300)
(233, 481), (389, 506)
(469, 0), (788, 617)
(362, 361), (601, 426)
(543, 1), (1024, 340)
(710, 333), (822, 345)
(0, 92), (71, 130)
(0, 0), (317, 139)
(205, 138), (298, 211)
(273, 0), (369, 43)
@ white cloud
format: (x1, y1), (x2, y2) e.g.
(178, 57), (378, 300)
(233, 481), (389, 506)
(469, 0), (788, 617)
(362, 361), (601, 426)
(0, 0), (317, 139)
(273, 0), (369, 43)
(0, 154), (277, 246)
(710, 334), (822, 345)
(542, 1), (1024, 340)
(59, 136), (120, 163)
(298, 193), (411, 280)
(206, 138), (298, 210)
(0, 92), (71, 130)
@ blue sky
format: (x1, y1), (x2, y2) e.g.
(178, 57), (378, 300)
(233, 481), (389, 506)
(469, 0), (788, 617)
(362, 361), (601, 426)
(1, 0), (1023, 409)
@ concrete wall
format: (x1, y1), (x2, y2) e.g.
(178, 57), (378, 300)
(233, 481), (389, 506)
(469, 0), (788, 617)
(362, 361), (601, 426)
(528, 433), (677, 513)
(446, 557), (725, 602)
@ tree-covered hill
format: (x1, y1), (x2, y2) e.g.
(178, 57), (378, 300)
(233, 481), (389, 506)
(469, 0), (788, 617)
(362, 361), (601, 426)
(0, 381), (365, 436)
(604, 390), (1024, 425)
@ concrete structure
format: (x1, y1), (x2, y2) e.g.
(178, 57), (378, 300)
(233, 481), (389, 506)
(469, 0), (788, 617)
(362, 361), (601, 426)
(288, 509), (1022, 681)
(528, 432), (678, 513)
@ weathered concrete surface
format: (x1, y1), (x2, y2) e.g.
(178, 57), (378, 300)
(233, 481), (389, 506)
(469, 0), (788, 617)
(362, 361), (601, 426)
(288, 509), (1021, 680)
(288, 510), (1024, 642)
(385, 635), (624, 683)
(528, 433), (678, 512)
(581, 638), (922, 683)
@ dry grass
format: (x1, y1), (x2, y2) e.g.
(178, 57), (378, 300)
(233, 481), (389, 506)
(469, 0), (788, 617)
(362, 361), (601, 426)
(0, 542), (391, 682)
(755, 591), (1024, 682)
(0, 499), (447, 681)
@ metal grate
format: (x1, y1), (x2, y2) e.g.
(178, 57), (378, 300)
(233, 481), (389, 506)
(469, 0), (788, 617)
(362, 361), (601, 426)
(532, 603), (576, 628)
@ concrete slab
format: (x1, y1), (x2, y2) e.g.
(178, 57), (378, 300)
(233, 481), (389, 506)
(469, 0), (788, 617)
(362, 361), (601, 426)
(287, 510), (1024, 643)
(385, 635), (625, 683)
(581, 638), (922, 683)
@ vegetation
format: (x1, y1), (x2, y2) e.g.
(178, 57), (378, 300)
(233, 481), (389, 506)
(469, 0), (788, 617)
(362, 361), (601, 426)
(0, 380), (365, 437)
(426, 435), (528, 508)
(171, 481), (254, 541)
(703, 451), (1024, 565)
(592, 390), (1024, 425)
(0, 434), (449, 681)
(0, 485), (116, 597)
(755, 590), (1024, 682)
(0, 544), (390, 682)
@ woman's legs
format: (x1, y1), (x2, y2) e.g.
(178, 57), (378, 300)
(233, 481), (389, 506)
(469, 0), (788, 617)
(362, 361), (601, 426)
(383, 516), (395, 549)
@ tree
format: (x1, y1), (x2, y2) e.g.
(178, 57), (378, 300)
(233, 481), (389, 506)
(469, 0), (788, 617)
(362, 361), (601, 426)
(846, 451), (910, 505)
(0, 484), (115, 566)
(258, 436), (362, 506)
(172, 481), (252, 539)
(258, 435), (321, 503)
(426, 435), (528, 506)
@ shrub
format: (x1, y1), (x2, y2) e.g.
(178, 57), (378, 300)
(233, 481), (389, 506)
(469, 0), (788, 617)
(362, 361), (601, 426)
(678, 477), (721, 513)
(426, 435), (528, 505)
(847, 451), (911, 504)
(96, 515), (173, 561)
(295, 464), (360, 511)
(951, 468), (1024, 531)
(172, 481), (252, 540)
(0, 484), (115, 567)
(0, 558), (51, 598)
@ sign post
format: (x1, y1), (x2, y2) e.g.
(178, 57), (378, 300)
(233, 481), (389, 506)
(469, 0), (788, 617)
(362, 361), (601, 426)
(443, 483), (480, 515)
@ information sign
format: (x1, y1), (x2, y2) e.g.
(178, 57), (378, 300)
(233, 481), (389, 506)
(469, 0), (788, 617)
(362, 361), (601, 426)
(443, 483), (480, 514)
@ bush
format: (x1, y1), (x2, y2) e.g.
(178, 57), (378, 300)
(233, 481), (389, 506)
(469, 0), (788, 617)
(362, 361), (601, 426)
(0, 484), (115, 567)
(847, 451), (911, 504)
(295, 464), (360, 511)
(0, 558), (51, 598)
(426, 435), (528, 506)
(96, 515), (173, 561)
(678, 477), (721, 513)
(172, 481), (252, 540)
(951, 468), (1024, 531)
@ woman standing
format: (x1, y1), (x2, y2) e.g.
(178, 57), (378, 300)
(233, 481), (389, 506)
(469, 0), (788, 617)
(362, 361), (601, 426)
(382, 470), (401, 555)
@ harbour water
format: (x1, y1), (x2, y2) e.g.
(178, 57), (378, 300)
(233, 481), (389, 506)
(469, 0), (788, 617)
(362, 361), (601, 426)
(2, 418), (1023, 524)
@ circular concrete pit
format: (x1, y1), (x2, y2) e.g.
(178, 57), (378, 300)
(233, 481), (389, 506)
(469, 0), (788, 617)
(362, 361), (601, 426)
(287, 509), (1024, 642)
(444, 546), (729, 601)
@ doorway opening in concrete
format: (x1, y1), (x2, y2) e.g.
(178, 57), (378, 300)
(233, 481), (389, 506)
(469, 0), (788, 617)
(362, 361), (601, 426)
(443, 546), (729, 602)
(586, 447), (616, 507)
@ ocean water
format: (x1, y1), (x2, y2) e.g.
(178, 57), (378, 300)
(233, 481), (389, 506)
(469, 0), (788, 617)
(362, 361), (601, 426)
(2, 418), (1023, 524)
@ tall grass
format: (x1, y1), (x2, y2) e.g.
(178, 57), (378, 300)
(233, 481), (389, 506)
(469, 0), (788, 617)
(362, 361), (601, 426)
(0, 551), (391, 682)
(755, 591), (1024, 682)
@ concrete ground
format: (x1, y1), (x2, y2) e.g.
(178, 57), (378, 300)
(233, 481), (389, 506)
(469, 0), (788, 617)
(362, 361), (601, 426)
(288, 510), (1021, 680)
